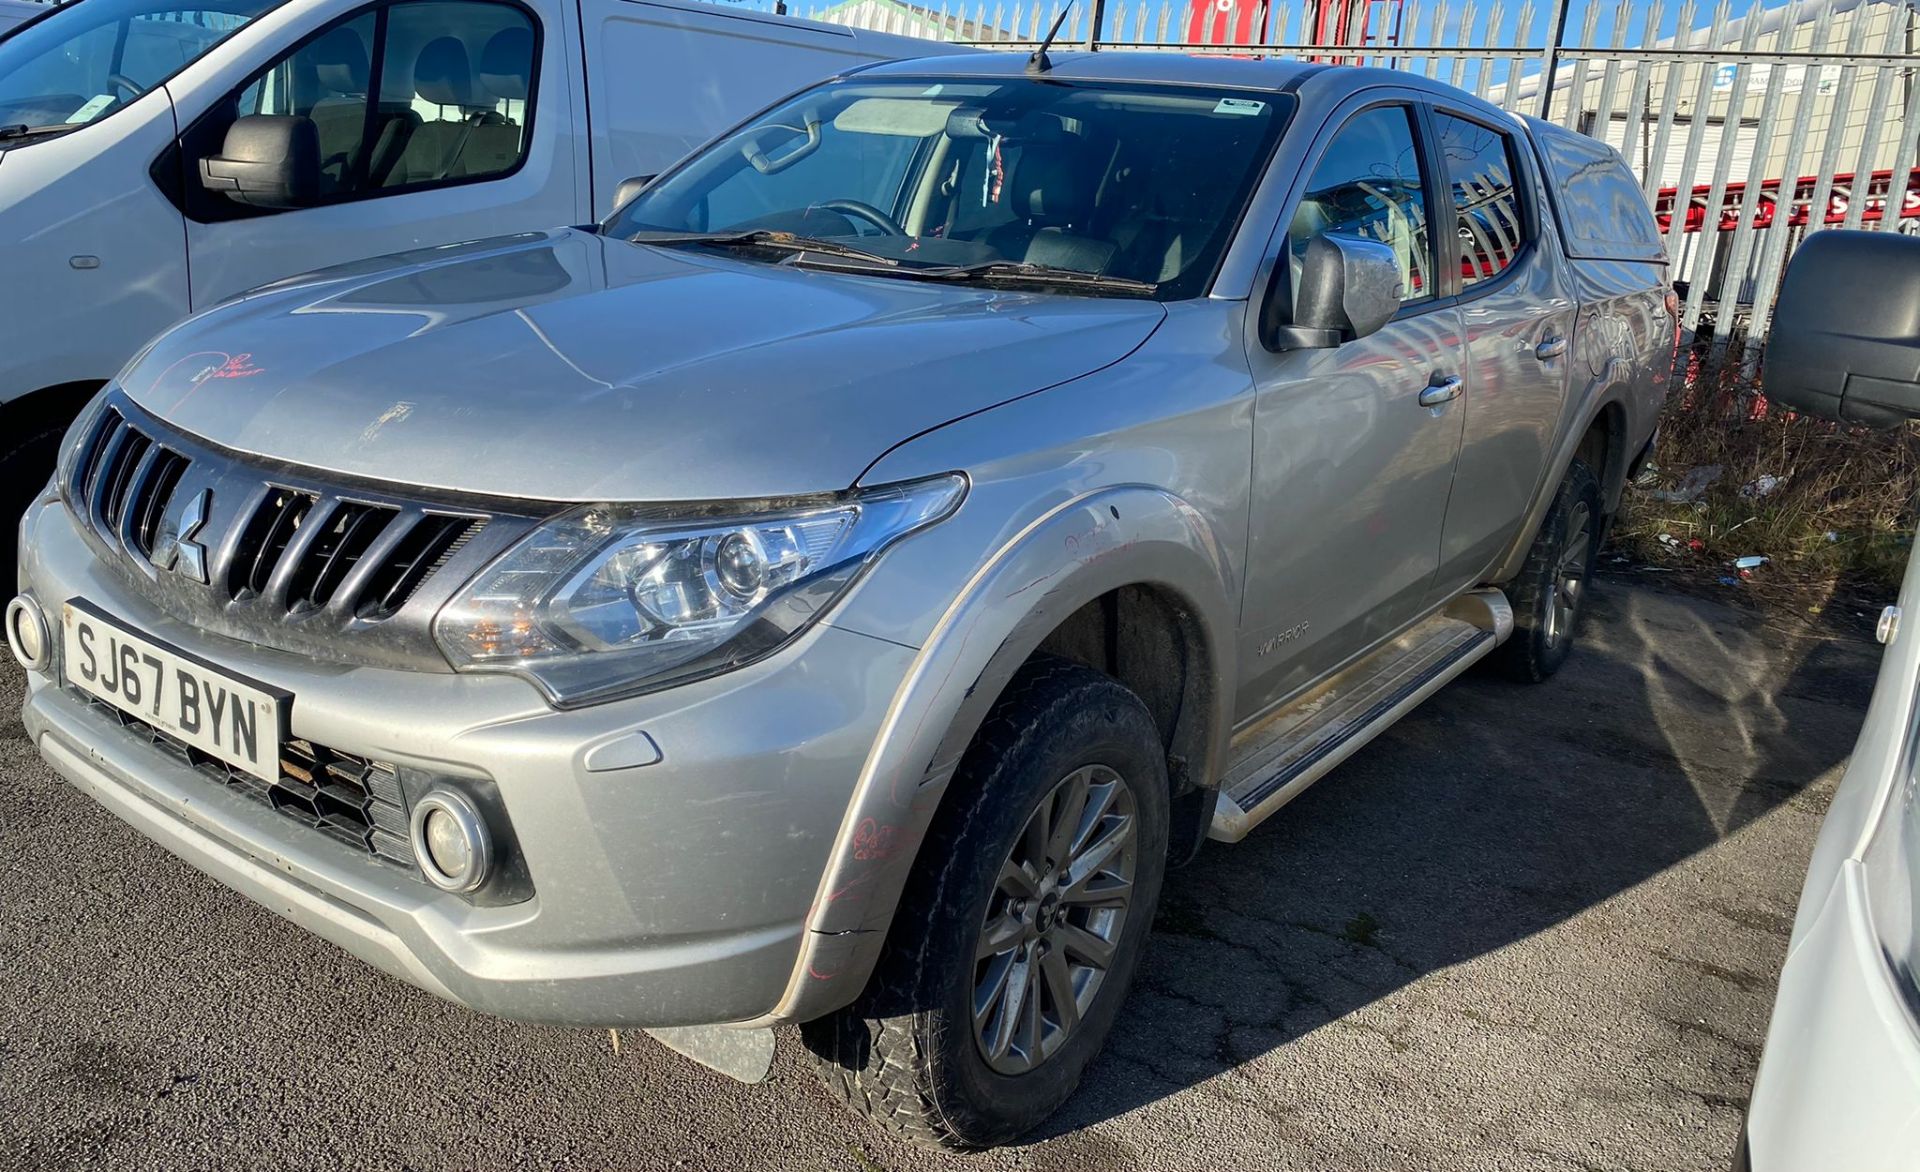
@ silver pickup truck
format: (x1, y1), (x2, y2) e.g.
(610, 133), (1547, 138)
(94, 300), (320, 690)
(8, 50), (1673, 1148)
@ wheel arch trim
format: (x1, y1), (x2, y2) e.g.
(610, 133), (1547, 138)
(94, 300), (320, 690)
(755, 484), (1238, 1026)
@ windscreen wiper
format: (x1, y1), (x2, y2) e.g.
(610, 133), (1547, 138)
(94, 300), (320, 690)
(627, 229), (902, 269)
(915, 260), (1158, 295)
(0, 123), (78, 143)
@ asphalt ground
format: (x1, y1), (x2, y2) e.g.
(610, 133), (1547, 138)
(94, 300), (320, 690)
(0, 576), (1877, 1171)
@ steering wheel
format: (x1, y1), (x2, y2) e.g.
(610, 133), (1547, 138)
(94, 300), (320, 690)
(107, 73), (147, 99)
(815, 199), (906, 237)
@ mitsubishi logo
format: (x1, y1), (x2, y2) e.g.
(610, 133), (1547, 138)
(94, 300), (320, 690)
(155, 488), (211, 584)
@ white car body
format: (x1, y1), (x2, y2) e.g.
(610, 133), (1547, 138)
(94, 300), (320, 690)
(1743, 537), (1920, 1169)
(0, 0), (932, 415)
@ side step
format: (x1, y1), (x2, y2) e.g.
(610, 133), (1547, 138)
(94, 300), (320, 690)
(1209, 589), (1513, 843)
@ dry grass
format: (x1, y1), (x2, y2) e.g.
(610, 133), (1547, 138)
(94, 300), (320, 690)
(1613, 352), (1919, 613)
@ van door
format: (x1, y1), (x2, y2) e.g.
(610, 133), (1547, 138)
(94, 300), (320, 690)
(1424, 105), (1578, 594)
(1237, 100), (1468, 723)
(171, 0), (580, 308)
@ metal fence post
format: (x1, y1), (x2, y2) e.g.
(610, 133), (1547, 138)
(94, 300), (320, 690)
(1084, 0), (1106, 47)
(1537, 0), (1571, 119)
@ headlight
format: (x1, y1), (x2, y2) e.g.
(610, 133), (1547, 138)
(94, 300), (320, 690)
(434, 475), (965, 706)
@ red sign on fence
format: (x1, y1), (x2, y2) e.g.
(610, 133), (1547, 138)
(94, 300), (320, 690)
(1653, 166), (1920, 233)
(1184, 0), (1269, 45)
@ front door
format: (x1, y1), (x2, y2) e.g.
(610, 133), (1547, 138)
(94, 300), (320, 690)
(173, 0), (578, 308)
(1237, 100), (1468, 723)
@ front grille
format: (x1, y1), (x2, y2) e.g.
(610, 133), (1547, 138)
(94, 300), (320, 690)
(76, 690), (418, 872)
(61, 393), (527, 671)
(75, 406), (193, 560)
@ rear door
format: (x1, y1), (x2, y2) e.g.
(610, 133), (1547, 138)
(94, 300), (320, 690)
(1237, 97), (1469, 721)
(173, 0), (580, 308)
(1425, 104), (1579, 593)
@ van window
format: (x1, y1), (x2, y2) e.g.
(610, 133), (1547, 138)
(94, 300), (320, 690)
(1289, 105), (1434, 304)
(1434, 113), (1530, 287)
(230, 0), (535, 201)
(0, 0), (281, 132)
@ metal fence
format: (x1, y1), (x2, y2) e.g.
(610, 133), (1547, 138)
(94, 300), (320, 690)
(764, 0), (1918, 352)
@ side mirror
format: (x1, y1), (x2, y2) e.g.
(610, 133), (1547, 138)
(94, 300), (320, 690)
(613, 174), (656, 212)
(198, 115), (321, 210)
(1264, 234), (1403, 352)
(1765, 229), (1920, 428)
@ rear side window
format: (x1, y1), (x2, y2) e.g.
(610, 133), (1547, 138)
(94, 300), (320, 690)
(1531, 119), (1665, 262)
(1434, 113), (1529, 288)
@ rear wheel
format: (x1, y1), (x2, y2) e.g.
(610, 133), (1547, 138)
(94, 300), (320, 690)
(802, 657), (1169, 1150)
(1491, 457), (1602, 683)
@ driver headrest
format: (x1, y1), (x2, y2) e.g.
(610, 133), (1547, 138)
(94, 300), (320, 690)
(1010, 141), (1097, 225)
(312, 27), (369, 95)
(414, 37), (474, 107)
(479, 27), (533, 101)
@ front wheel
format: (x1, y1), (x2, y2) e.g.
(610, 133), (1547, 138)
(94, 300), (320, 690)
(1490, 456), (1603, 683)
(802, 657), (1169, 1150)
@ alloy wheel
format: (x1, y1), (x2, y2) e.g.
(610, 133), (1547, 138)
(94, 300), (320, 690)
(1546, 497), (1593, 646)
(970, 763), (1138, 1075)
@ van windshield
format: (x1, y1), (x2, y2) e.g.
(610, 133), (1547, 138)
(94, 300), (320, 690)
(0, 0), (282, 134)
(606, 76), (1293, 301)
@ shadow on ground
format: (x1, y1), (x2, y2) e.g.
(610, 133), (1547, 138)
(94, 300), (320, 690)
(1035, 573), (1872, 1150)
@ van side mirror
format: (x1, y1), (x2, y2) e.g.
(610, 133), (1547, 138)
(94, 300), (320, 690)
(198, 115), (321, 210)
(1765, 230), (1920, 428)
(613, 174), (656, 212)
(1263, 234), (1403, 352)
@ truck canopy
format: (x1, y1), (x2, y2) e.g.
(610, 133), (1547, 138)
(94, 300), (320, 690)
(1524, 115), (1668, 264)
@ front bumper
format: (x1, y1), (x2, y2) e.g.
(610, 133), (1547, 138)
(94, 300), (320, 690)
(15, 497), (916, 1027)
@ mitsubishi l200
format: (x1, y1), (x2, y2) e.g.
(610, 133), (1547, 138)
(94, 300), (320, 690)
(9, 51), (1676, 1148)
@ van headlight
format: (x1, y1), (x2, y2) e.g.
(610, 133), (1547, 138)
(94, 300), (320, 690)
(434, 475), (965, 706)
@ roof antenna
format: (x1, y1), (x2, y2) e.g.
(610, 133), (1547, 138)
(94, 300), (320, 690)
(1026, 3), (1075, 74)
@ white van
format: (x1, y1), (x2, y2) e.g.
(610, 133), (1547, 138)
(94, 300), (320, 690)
(0, 0), (933, 568)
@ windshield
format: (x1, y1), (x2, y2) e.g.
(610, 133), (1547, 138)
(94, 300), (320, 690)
(605, 76), (1293, 300)
(0, 0), (281, 131)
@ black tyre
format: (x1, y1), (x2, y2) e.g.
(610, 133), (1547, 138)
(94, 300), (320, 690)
(802, 656), (1169, 1150)
(0, 401), (76, 589)
(1490, 456), (1603, 683)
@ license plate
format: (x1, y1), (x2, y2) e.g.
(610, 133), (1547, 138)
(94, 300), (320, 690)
(61, 599), (289, 783)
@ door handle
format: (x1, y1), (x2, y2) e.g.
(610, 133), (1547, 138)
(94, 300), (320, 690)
(1534, 336), (1569, 361)
(1419, 375), (1463, 407)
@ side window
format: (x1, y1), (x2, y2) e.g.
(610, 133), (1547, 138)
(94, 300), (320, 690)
(1288, 105), (1433, 304)
(227, 0), (536, 204)
(235, 13), (377, 198)
(1434, 113), (1529, 287)
(376, 2), (536, 188)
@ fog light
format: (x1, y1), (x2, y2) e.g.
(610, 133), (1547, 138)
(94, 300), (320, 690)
(6, 595), (49, 673)
(409, 789), (492, 894)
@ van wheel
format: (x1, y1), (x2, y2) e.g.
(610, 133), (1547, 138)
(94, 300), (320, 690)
(1492, 457), (1602, 683)
(0, 406), (73, 588)
(801, 657), (1168, 1150)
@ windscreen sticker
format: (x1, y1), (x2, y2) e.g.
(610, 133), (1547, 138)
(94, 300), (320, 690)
(66, 94), (115, 124)
(1213, 97), (1267, 116)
